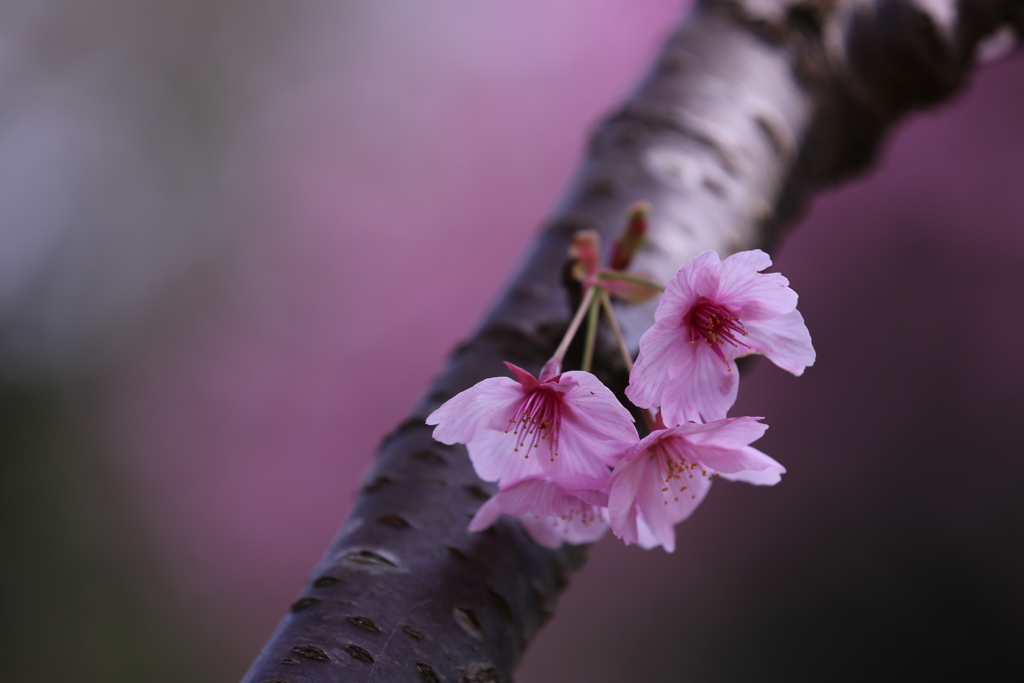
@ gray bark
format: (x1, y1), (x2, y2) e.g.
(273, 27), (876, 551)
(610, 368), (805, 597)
(240, 0), (1023, 681)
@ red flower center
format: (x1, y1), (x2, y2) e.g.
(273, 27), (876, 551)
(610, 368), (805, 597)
(506, 387), (562, 461)
(685, 296), (751, 365)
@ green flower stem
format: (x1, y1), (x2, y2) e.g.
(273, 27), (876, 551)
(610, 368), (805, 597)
(599, 290), (661, 433)
(551, 285), (596, 365)
(599, 289), (634, 373)
(580, 291), (601, 373)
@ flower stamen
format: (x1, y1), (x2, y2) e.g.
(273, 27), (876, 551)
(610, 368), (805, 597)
(685, 296), (751, 367)
(507, 387), (562, 460)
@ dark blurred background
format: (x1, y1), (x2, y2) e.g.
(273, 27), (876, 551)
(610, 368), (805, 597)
(1, 1), (1021, 681)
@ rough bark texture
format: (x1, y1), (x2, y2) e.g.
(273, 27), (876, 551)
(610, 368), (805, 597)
(240, 0), (1023, 681)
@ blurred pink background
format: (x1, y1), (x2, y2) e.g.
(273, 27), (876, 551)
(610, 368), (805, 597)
(2, 1), (1022, 680)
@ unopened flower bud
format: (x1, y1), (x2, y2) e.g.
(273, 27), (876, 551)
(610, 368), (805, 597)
(609, 202), (649, 271)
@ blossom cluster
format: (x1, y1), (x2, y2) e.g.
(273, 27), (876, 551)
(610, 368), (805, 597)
(427, 233), (814, 552)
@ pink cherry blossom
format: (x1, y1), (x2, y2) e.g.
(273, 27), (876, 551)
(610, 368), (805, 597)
(625, 249), (815, 425)
(608, 416), (783, 553)
(426, 361), (637, 491)
(468, 477), (609, 548)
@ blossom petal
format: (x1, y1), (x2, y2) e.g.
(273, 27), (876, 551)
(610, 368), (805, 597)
(643, 467), (714, 553)
(490, 478), (582, 518)
(658, 342), (737, 425)
(539, 371), (636, 489)
(426, 377), (523, 444)
(488, 478), (610, 548)
(543, 421), (616, 491)
(689, 345), (738, 422)
(572, 487), (610, 508)
(717, 446), (786, 485)
(552, 509), (609, 545)
(519, 510), (609, 548)
(661, 418), (774, 476)
(467, 496), (503, 532)
(634, 514), (662, 550)
(674, 416), (768, 451)
(654, 250), (718, 322)
(713, 250), (797, 320)
(611, 457), (669, 551)
(465, 428), (546, 485)
(719, 247), (773, 276)
(470, 479), (610, 547)
(626, 322), (684, 411)
(693, 444), (771, 475)
(634, 464), (681, 552)
(608, 454), (648, 545)
(743, 310), (815, 375)
(517, 516), (565, 549)
(561, 372), (636, 435)
(652, 342), (699, 425)
(615, 428), (664, 463)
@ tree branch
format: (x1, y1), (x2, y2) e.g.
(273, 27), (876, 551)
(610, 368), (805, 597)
(240, 1), (1022, 681)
